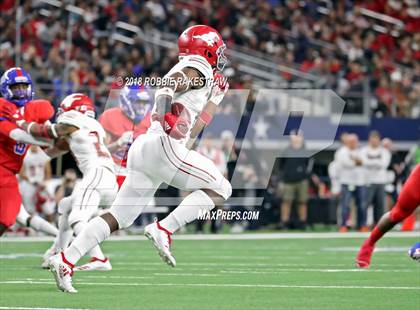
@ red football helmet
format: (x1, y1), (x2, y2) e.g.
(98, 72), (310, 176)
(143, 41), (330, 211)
(178, 25), (227, 71)
(58, 93), (95, 117)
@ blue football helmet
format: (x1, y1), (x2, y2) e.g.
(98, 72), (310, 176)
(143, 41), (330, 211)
(119, 85), (151, 123)
(408, 242), (420, 261)
(0, 67), (34, 107)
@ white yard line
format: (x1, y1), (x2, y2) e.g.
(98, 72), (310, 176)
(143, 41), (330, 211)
(1, 231), (419, 242)
(0, 280), (418, 290)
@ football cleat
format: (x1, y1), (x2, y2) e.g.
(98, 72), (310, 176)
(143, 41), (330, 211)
(408, 242), (420, 261)
(74, 257), (112, 271)
(48, 252), (77, 293)
(144, 221), (176, 267)
(356, 239), (375, 268)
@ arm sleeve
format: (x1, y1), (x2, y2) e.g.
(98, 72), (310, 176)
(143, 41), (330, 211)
(9, 128), (52, 146)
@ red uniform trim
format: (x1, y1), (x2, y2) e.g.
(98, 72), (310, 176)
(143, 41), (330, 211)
(156, 221), (172, 244)
(166, 137), (216, 181)
(61, 252), (75, 269)
(15, 68), (23, 77)
(160, 137), (209, 184)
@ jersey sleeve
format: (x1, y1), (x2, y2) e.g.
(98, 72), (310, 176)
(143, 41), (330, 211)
(176, 55), (213, 80)
(0, 119), (18, 138)
(57, 111), (84, 129)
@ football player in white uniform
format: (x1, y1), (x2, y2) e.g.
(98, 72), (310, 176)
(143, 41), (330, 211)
(47, 25), (231, 293)
(11, 93), (118, 274)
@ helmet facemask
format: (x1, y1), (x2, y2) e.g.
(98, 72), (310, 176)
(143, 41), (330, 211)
(9, 83), (32, 107)
(216, 44), (227, 71)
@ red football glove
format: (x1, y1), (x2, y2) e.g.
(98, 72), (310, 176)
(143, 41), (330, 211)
(152, 102), (191, 140)
(162, 112), (190, 140)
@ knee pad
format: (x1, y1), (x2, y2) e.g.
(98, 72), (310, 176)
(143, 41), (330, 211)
(68, 209), (93, 227)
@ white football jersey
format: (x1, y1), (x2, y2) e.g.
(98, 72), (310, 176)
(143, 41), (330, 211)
(22, 147), (50, 184)
(148, 55), (215, 143)
(57, 110), (114, 175)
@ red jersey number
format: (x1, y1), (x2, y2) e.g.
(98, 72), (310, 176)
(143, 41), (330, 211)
(89, 131), (110, 158)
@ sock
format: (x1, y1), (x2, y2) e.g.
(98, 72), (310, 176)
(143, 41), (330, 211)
(367, 226), (384, 246)
(55, 213), (73, 251)
(64, 216), (111, 265)
(160, 190), (215, 233)
(28, 215), (58, 236)
(73, 221), (106, 261)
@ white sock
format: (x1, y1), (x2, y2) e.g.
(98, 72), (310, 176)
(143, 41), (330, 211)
(55, 213), (73, 251)
(72, 221), (106, 261)
(160, 190), (215, 233)
(64, 216), (110, 265)
(29, 215), (59, 236)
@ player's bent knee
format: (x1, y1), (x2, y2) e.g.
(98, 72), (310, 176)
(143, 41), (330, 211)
(390, 205), (412, 223)
(68, 210), (92, 228)
(211, 177), (232, 200)
(58, 196), (73, 215)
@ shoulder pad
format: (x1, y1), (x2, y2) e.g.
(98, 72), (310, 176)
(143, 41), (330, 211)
(178, 55), (213, 80)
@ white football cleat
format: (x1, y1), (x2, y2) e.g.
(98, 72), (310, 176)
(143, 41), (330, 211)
(74, 257), (112, 271)
(48, 253), (77, 293)
(41, 245), (59, 269)
(144, 221), (176, 267)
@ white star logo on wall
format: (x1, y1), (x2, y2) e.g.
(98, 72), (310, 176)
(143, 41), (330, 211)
(253, 116), (269, 140)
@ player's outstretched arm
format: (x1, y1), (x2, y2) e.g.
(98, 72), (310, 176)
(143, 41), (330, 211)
(9, 128), (52, 146)
(19, 121), (78, 140)
(186, 101), (217, 150)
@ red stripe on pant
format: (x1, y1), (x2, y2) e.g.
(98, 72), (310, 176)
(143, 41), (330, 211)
(160, 137), (209, 184)
(166, 137), (216, 181)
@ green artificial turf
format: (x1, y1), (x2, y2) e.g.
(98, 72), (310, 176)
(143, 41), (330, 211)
(0, 235), (419, 310)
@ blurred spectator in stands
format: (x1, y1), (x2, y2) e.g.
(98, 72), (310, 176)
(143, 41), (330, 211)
(19, 146), (55, 223)
(382, 138), (405, 211)
(198, 134), (226, 175)
(221, 130), (238, 181)
(334, 134), (367, 232)
(196, 134), (227, 233)
(54, 169), (77, 204)
(278, 130), (313, 230)
(361, 131), (391, 227)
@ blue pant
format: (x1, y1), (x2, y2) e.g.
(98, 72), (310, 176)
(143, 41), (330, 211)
(339, 185), (366, 228)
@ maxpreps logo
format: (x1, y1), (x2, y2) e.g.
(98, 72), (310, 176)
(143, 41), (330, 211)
(193, 32), (219, 46)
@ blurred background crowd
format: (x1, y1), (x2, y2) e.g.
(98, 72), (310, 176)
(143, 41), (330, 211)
(1, 0), (418, 234)
(1, 0), (419, 117)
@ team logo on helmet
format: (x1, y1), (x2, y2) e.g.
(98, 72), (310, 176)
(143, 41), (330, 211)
(192, 32), (220, 47)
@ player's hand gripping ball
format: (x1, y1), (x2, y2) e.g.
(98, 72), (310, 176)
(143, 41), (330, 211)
(54, 137), (70, 151)
(163, 102), (191, 140)
(408, 242), (420, 261)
